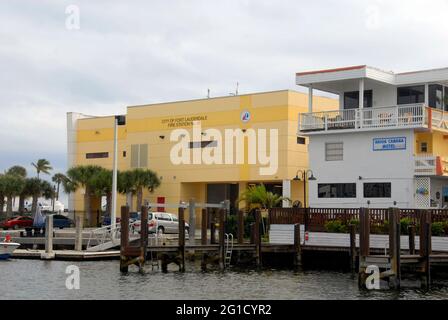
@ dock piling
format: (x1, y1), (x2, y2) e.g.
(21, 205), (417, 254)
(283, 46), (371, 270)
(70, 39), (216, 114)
(75, 215), (83, 251)
(218, 205), (225, 270)
(41, 214), (55, 260)
(349, 224), (356, 272)
(254, 209), (262, 268)
(293, 223), (302, 269)
(237, 210), (244, 245)
(358, 207), (370, 288)
(201, 208), (208, 270)
(408, 225), (416, 255)
(388, 207), (401, 289)
(178, 204), (186, 272)
(120, 206), (130, 273)
(419, 210), (431, 287)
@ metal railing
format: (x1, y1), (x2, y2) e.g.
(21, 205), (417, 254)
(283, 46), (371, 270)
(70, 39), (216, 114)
(299, 104), (426, 133)
(86, 220), (138, 250)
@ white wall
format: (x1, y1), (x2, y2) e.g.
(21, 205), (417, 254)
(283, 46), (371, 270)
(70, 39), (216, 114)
(430, 178), (448, 208)
(308, 129), (416, 208)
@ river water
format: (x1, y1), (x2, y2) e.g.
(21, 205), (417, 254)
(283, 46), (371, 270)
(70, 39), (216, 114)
(1, 259), (448, 300)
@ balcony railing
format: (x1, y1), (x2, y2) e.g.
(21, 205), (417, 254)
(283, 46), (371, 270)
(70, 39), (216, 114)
(299, 104), (428, 133)
(415, 155), (448, 176)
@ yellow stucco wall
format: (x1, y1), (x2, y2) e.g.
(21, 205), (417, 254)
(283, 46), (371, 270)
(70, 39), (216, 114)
(72, 90), (338, 220)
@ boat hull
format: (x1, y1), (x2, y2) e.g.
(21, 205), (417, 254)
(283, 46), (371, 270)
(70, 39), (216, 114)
(0, 242), (20, 260)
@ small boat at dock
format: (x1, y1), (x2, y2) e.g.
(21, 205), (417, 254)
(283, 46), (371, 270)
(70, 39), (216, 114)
(0, 235), (20, 260)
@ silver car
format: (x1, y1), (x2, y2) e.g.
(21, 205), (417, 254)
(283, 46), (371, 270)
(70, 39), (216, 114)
(134, 212), (189, 234)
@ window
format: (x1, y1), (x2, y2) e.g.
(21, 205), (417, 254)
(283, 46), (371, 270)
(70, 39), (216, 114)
(420, 142), (428, 153)
(363, 183), (391, 198)
(318, 183), (356, 198)
(122, 151), (127, 158)
(188, 140), (218, 148)
(397, 85), (425, 105)
(445, 87), (448, 111)
(130, 144), (148, 168)
(325, 142), (343, 161)
(429, 84), (444, 110)
(297, 137), (306, 145)
(86, 152), (109, 159)
(344, 90), (373, 109)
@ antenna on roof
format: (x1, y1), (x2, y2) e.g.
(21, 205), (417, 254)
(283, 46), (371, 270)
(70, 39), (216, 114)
(236, 82), (239, 96)
(207, 88), (210, 99)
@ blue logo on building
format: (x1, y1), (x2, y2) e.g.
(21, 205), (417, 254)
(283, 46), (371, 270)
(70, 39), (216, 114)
(241, 110), (251, 123)
(373, 137), (407, 151)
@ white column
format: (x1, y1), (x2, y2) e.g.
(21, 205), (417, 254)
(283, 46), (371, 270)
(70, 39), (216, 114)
(111, 118), (118, 231)
(425, 83), (429, 106)
(282, 180), (291, 208)
(308, 85), (313, 113)
(359, 78), (365, 109)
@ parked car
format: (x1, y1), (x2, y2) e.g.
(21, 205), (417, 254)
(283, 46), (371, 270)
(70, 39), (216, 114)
(0, 216), (34, 230)
(51, 215), (74, 229)
(134, 212), (190, 234)
(101, 216), (122, 226)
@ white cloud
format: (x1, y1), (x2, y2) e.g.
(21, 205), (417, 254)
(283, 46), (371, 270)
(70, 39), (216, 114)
(0, 0), (447, 174)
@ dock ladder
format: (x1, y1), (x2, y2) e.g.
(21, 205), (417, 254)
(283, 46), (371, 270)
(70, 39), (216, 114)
(224, 233), (234, 268)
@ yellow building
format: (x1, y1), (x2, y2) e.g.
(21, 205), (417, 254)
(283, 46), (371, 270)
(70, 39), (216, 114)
(67, 90), (337, 226)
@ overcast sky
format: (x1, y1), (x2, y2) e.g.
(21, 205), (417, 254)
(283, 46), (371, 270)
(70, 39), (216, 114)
(1, 0), (447, 190)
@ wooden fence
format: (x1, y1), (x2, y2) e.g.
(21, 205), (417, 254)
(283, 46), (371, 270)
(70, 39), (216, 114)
(268, 207), (448, 232)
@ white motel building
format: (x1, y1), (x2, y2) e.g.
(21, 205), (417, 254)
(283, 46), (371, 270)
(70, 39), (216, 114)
(296, 65), (448, 209)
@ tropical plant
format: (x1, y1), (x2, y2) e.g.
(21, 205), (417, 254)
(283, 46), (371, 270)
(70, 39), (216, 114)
(91, 168), (113, 216)
(432, 222), (445, 237)
(2, 174), (25, 217)
(237, 184), (290, 209)
(0, 174), (7, 219)
(64, 165), (103, 226)
(118, 170), (137, 212)
(325, 220), (347, 233)
(6, 166), (28, 213)
(31, 159), (52, 179)
(52, 173), (67, 201)
(128, 169), (161, 211)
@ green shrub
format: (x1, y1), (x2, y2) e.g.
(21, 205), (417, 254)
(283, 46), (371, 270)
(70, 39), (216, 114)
(400, 218), (413, 235)
(432, 222), (445, 237)
(324, 220), (347, 233)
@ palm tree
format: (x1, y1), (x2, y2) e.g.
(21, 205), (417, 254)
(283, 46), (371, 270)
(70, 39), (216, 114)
(91, 168), (113, 216)
(238, 184), (290, 209)
(6, 166), (27, 213)
(31, 159), (52, 179)
(23, 178), (44, 214)
(118, 170), (137, 212)
(52, 173), (67, 201)
(0, 174), (7, 219)
(3, 174), (26, 217)
(65, 165), (103, 226)
(130, 169), (161, 211)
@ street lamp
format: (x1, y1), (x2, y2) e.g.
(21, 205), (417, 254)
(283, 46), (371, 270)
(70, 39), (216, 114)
(293, 169), (316, 209)
(111, 115), (126, 231)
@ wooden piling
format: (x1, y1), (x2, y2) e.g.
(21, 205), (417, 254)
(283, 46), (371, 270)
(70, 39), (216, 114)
(75, 215), (83, 251)
(41, 215), (55, 260)
(254, 209), (262, 268)
(120, 206), (130, 273)
(237, 210), (244, 245)
(419, 209), (431, 287)
(293, 223), (302, 269)
(178, 205), (186, 272)
(408, 225), (416, 255)
(210, 210), (217, 245)
(349, 224), (356, 272)
(201, 209), (208, 271)
(388, 207), (401, 289)
(358, 207), (370, 288)
(218, 208), (225, 270)
(139, 206), (148, 272)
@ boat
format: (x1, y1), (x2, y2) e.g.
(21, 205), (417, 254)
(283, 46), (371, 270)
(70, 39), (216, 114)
(0, 236), (20, 260)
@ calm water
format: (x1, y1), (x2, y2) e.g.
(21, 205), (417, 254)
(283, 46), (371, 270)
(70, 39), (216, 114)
(1, 259), (448, 300)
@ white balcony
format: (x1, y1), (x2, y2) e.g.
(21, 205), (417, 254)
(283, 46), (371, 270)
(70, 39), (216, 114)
(415, 155), (448, 176)
(298, 104), (448, 134)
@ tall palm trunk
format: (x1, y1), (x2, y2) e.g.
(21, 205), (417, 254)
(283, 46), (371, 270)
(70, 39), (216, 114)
(18, 195), (25, 213)
(84, 187), (92, 226)
(127, 192), (134, 212)
(31, 194), (39, 214)
(136, 187), (143, 212)
(56, 183), (60, 201)
(6, 196), (13, 217)
(0, 196), (4, 216)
